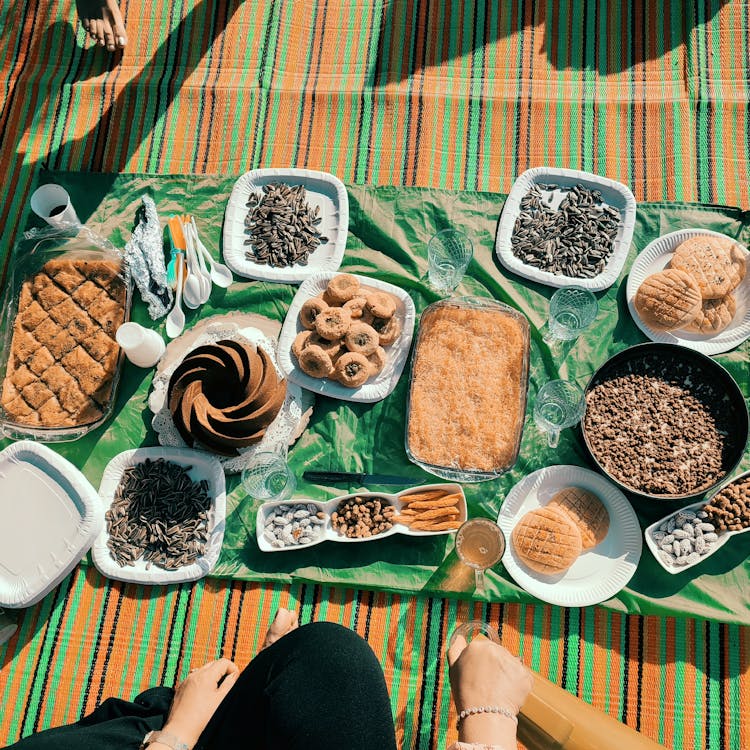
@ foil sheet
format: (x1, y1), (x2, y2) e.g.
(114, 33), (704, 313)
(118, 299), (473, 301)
(124, 196), (173, 319)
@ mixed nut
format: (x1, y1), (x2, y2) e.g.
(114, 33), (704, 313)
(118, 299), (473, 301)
(650, 509), (720, 567)
(511, 183), (621, 278)
(262, 503), (326, 548)
(244, 182), (329, 267)
(331, 496), (396, 538)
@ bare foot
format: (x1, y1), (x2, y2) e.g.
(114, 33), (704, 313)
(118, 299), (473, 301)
(76, 0), (127, 51)
(263, 608), (299, 649)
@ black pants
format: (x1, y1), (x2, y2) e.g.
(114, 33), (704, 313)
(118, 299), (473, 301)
(5, 622), (398, 750)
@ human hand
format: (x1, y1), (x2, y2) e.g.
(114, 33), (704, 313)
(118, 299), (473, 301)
(448, 636), (531, 734)
(162, 658), (240, 748)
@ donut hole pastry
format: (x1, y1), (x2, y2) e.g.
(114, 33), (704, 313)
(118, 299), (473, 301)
(547, 487), (609, 551)
(344, 322), (380, 355)
(681, 293), (737, 335)
(333, 352), (370, 388)
(325, 273), (361, 304)
(367, 347), (387, 376)
(371, 315), (401, 346)
(634, 269), (702, 330)
(343, 295), (369, 319)
(307, 331), (343, 357)
(365, 291), (397, 319)
(670, 235), (747, 299)
(314, 306), (352, 340)
(298, 345), (334, 378)
(292, 330), (314, 359)
(299, 297), (329, 329)
(511, 506), (582, 575)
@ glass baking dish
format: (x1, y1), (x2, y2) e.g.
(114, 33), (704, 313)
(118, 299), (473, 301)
(0, 231), (132, 442)
(405, 296), (530, 482)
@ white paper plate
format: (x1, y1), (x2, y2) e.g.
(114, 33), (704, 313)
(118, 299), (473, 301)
(92, 447), (226, 585)
(626, 229), (750, 355)
(497, 465), (641, 607)
(222, 168), (349, 283)
(257, 484), (467, 552)
(0, 441), (101, 608)
(278, 272), (416, 403)
(495, 167), (637, 290)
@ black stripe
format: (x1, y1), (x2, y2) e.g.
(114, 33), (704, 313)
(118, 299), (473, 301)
(621, 615), (630, 723)
(80, 578), (114, 713)
(427, 598), (447, 750)
(217, 583), (236, 655)
(27, 573), (77, 732)
(476, 0), (491, 191)
(159, 584), (188, 685)
(229, 581), (244, 662)
(250, 1), (279, 166)
(353, 0), (378, 182)
(524, 0), (535, 171)
(399, 0), (419, 183)
(414, 597), (434, 749)
(352, 588), (363, 632)
(300, 1), (324, 166)
(363, 590), (374, 641)
(94, 582), (126, 706)
(200, 0), (231, 172)
(704, 619), (711, 750)
(560, 607), (571, 690)
(718, 623), (727, 750)
(409, 0), (430, 185)
(640, 1), (648, 200)
(634, 615), (643, 732)
(512, 1), (524, 176)
(462, 0), (480, 190)
(310, 584), (321, 621)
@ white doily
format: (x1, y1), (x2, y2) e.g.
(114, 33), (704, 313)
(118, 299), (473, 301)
(148, 320), (313, 474)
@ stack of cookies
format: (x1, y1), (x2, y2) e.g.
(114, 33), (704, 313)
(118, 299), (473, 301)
(511, 487), (610, 576)
(292, 274), (402, 388)
(634, 234), (746, 335)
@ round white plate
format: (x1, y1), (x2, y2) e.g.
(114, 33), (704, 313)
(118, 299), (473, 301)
(222, 168), (349, 284)
(626, 228), (750, 355)
(277, 272), (416, 403)
(495, 167), (637, 291)
(92, 447), (226, 585)
(497, 465), (641, 607)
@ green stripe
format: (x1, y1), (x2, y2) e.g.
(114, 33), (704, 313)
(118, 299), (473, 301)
(673, 618), (686, 735)
(580, 608), (595, 703)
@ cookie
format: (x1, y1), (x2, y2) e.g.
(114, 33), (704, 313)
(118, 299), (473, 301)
(547, 487), (610, 550)
(511, 507), (582, 575)
(671, 235), (747, 299)
(325, 274), (361, 304)
(681, 293), (737, 335)
(634, 269), (702, 330)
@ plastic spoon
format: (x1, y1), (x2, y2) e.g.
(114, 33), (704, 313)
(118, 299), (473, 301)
(181, 224), (202, 309)
(191, 216), (233, 288)
(185, 220), (212, 302)
(165, 254), (186, 338)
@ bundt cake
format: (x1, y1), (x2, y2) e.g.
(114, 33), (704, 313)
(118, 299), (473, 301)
(167, 339), (287, 456)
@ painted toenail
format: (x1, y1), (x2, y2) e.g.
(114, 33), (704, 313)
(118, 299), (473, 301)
(108, 44), (115, 50)
(117, 36), (125, 46)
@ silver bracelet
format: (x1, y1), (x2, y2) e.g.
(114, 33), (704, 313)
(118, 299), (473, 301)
(456, 705), (518, 729)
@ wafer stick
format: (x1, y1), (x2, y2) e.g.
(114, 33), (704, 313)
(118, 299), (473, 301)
(410, 519), (462, 531)
(399, 508), (418, 516)
(413, 506), (460, 521)
(405, 494), (462, 510)
(400, 490), (447, 504)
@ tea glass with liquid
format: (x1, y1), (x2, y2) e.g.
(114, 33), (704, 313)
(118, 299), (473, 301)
(455, 518), (506, 595)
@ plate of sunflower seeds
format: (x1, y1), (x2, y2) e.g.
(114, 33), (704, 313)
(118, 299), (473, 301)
(222, 168), (349, 283)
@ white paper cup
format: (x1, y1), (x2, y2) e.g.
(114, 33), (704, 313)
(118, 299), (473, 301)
(30, 184), (81, 228)
(116, 323), (166, 368)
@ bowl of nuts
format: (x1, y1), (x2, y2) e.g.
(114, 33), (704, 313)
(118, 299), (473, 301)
(255, 484), (467, 551)
(581, 343), (749, 502)
(644, 470), (750, 574)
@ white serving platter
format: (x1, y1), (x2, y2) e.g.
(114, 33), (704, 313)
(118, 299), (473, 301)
(0, 440), (101, 608)
(626, 228), (750, 355)
(495, 166), (637, 290)
(92, 447), (226, 585)
(222, 168), (349, 283)
(497, 465), (641, 607)
(277, 272), (416, 403)
(256, 484), (466, 552)
(644, 470), (750, 575)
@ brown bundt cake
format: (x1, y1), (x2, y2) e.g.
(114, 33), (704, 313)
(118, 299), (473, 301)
(167, 339), (287, 456)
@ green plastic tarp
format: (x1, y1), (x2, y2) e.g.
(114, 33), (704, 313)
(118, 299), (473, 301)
(2, 171), (748, 625)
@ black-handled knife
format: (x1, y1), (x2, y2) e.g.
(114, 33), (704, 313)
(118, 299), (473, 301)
(303, 471), (417, 486)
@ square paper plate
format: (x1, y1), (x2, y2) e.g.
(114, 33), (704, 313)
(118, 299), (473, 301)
(92, 447), (226, 585)
(277, 272), (416, 403)
(626, 229), (750, 355)
(222, 168), (349, 284)
(0, 440), (101, 608)
(497, 465), (641, 607)
(495, 167), (637, 290)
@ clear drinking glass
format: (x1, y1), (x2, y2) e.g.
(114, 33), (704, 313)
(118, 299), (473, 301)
(533, 379), (585, 448)
(427, 229), (473, 294)
(543, 286), (598, 342)
(241, 452), (296, 501)
(455, 518), (506, 595)
(448, 620), (501, 652)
